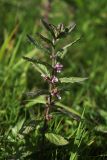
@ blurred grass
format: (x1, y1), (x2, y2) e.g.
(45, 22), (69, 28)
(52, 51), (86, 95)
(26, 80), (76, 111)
(0, 0), (107, 159)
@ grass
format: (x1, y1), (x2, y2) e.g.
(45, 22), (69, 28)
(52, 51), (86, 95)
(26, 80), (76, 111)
(0, 0), (107, 159)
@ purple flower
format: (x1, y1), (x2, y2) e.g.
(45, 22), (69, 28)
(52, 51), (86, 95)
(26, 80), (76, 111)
(54, 63), (63, 73)
(41, 74), (58, 84)
(51, 76), (58, 83)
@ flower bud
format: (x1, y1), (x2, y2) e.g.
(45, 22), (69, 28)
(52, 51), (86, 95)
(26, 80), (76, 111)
(51, 76), (58, 83)
(54, 63), (63, 73)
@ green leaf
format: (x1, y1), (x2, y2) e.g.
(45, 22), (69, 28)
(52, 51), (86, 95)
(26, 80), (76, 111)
(19, 120), (38, 135)
(41, 19), (56, 39)
(60, 77), (87, 84)
(9, 33), (23, 67)
(25, 89), (48, 98)
(23, 56), (50, 76)
(23, 56), (52, 69)
(57, 23), (76, 39)
(56, 102), (81, 118)
(26, 95), (45, 108)
(45, 133), (69, 146)
(70, 107), (86, 160)
(95, 125), (107, 133)
(36, 33), (53, 47)
(62, 38), (80, 50)
(33, 63), (50, 76)
(56, 48), (67, 59)
(0, 24), (18, 61)
(12, 118), (25, 137)
(67, 22), (76, 33)
(56, 37), (80, 58)
(27, 34), (50, 54)
(57, 108), (80, 121)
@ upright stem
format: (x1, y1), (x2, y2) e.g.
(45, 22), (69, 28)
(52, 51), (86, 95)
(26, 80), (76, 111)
(44, 38), (56, 121)
(41, 38), (56, 156)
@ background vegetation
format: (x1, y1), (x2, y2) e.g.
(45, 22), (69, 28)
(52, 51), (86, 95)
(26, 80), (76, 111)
(0, 0), (107, 159)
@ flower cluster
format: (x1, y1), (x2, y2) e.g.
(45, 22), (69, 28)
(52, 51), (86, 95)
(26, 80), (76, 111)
(41, 62), (63, 100)
(54, 63), (63, 73)
(41, 74), (58, 84)
(23, 19), (78, 125)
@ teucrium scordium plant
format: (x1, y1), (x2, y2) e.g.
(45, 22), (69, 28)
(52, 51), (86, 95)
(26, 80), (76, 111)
(23, 19), (87, 146)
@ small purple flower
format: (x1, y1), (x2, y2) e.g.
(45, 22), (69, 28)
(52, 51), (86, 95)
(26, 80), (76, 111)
(41, 74), (58, 84)
(51, 76), (58, 83)
(54, 63), (63, 73)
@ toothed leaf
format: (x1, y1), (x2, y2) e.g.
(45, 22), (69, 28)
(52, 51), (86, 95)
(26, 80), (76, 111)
(27, 34), (50, 54)
(23, 56), (52, 69)
(36, 33), (53, 47)
(41, 19), (56, 39)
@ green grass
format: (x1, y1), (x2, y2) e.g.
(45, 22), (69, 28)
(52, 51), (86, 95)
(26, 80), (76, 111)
(0, 0), (107, 159)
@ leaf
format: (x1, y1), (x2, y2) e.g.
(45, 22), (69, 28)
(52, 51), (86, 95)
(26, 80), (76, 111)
(13, 49), (38, 70)
(12, 118), (25, 136)
(67, 22), (76, 33)
(57, 31), (67, 39)
(0, 24), (19, 61)
(41, 19), (56, 39)
(36, 33), (53, 47)
(23, 56), (50, 76)
(26, 95), (45, 108)
(19, 120), (39, 135)
(45, 133), (69, 146)
(56, 48), (67, 59)
(57, 23), (76, 39)
(70, 108), (86, 160)
(22, 56), (52, 69)
(33, 63), (50, 76)
(57, 108), (80, 121)
(63, 38), (80, 50)
(60, 77), (88, 84)
(56, 102), (81, 118)
(95, 125), (107, 133)
(56, 37), (80, 58)
(27, 34), (50, 54)
(25, 89), (48, 98)
(9, 34), (23, 67)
